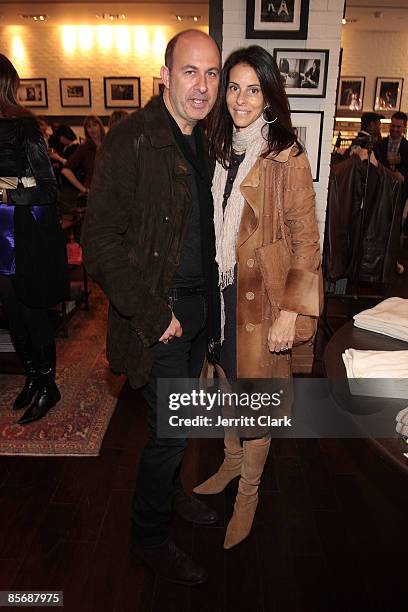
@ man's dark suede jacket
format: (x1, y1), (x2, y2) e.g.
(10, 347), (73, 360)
(82, 96), (216, 388)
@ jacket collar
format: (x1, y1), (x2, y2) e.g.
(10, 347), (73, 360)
(267, 142), (297, 163)
(143, 95), (176, 149)
(239, 142), (297, 191)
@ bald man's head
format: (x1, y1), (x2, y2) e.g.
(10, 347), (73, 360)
(165, 29), (220, 71)
(160, 29), (220, 134)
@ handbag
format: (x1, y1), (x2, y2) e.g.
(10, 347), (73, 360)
(256, 193), (321, 348)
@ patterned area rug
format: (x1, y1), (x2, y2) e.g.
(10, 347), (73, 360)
(0, 284), (124, 456)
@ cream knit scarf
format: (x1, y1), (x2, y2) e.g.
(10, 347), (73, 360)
(212, 115), (268, 291)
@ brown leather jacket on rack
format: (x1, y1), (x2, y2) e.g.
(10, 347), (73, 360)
(324, 155), (402, 284)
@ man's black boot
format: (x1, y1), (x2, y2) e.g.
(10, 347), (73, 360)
(173, 488), (218, 525)
(131, 538), (207, 586)
(12, 336), (39, 411)
(18, 343), (61, 426)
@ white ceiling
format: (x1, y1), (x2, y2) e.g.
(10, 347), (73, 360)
(0, 2), (208, 27)
(345, 0), (408, 31)
(1, 1), (407, 32)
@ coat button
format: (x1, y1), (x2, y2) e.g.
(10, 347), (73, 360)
(163, 216), (169, 223)
(246, 292), (255, 301)
(247, 258), (255, 268)
(245, 323), (255, 332)
(153, 251), (159, 257)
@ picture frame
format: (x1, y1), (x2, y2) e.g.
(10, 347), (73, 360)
(336, 76), (365, 113)
(374, 77), (404, 112)
(60, 78), (91, 108)
(290, 110), (323, 182)
(246, 0), (309, 40)
(17, 78), (48, 108)
(103, 77), (141, 109)
(153, 77), (164, 97)
(274, 49), (329, 98)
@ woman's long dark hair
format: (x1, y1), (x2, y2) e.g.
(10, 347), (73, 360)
(83, 115), (105, 145)
(0, 53), (33, 118)
(209, 45), (302, 168)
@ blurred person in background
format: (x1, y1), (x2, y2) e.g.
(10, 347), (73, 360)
(108, 110), (128, 131)
(0, 53), (69, 425)
(61, 115), (105, 199)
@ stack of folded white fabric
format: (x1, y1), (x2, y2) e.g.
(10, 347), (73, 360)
(353, 297), (408, 342)
(342, 349), (408, 398)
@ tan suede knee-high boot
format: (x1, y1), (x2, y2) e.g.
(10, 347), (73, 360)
(223, 436), (271, 549)
(193, 436), (243, 495)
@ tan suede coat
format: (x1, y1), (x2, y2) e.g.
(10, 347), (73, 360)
(235, 143), (321, 379)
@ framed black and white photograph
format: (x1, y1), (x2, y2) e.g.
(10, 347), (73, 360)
(153, 77), (164, 97)
(274, 49), (329, 98)
(17, 78), (48, 108)
(104, 77), (141, 109)
(291, 111), (323, 182)
(246, 0), (309, 39)
(337, 76), (365, 112)
(60, 78), (91, 108)
(374, 77), (404, 112)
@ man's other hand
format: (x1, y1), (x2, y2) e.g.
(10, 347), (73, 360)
(159, 313), (183, 344)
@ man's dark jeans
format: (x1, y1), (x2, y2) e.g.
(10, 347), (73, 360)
(130, 292), (207, 548)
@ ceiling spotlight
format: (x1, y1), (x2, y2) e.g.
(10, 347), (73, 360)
(96, 13), (126, 21)
(20, 14), (48, 22)
(173, 14), (202, 22)
(341, 17), (346, 25)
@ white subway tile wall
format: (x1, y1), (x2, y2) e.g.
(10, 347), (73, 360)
(224, 0), (344, 242)
(0, 24), (207, 115)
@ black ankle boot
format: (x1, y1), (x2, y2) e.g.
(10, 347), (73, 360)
(18, 343), (61, 426)
(12, 336), (39, 411)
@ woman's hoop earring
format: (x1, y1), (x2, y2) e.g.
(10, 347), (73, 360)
(262, 105), (277, 124)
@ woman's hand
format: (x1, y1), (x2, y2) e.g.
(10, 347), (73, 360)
(268, 310), (298, 353)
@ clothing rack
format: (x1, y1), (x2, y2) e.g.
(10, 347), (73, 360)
(322, 144), (389, 338)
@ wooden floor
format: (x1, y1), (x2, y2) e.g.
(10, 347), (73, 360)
(1, 377), (408, 611)
(1, 245), (408, 611)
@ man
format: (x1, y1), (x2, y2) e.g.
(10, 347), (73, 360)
(332, 112), (384, 165)
(375, 111), (408, 274)
(301, 59), (320, 89)
(355, 111), (383, 145)
(375, 111), (408, 185)
(82, 30), (221, 585)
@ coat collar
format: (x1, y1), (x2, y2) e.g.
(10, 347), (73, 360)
(240, 142), (297, 190)
(143, 95), (175, 149)
(237, 143), (296, 247)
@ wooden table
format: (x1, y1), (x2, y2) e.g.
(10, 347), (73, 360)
(323, 321), (408, 476)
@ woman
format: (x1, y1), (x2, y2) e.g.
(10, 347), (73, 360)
(0, 54), (69, 425)
(61, 115), (105, 197)
(194, 46), (321, 548)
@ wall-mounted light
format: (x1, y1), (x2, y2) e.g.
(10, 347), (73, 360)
(61, 26), (76, 53)
(20, 14), (48, 22)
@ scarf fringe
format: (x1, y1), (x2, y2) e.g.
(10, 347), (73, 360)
(213, 116), (268, 343)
